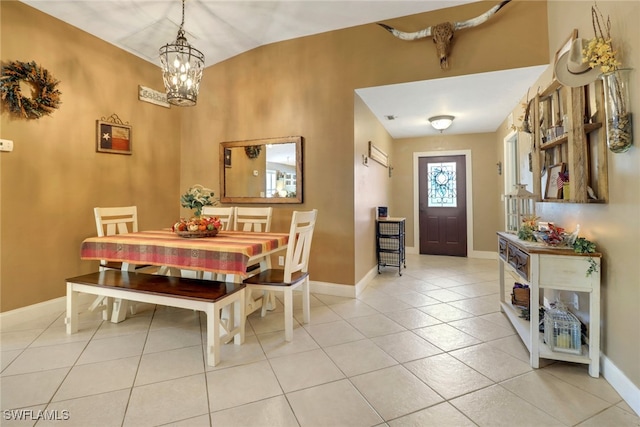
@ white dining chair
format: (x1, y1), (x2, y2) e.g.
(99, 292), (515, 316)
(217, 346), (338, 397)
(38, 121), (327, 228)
(243, 209), (317, 341)
(91, 206), (156, 319)
(201, 206), (234, 231)
(234, 207), (272, 232)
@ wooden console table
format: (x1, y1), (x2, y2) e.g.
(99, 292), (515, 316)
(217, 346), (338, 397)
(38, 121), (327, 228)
(497, 232), (601, 377)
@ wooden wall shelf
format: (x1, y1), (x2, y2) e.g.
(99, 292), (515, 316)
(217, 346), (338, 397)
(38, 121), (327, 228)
(531, 80), (608, 203)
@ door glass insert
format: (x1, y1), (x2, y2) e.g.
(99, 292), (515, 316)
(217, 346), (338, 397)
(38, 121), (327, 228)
(427, 162), (457, 207)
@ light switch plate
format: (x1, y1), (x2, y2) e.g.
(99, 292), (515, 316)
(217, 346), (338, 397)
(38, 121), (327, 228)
(0, 139), (14, 152)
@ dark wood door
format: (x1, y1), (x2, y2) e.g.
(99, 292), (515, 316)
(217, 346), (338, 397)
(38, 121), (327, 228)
(418, 155), (467, 256)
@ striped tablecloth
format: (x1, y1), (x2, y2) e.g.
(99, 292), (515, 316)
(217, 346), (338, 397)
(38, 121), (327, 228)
(80, 229), (289, 277)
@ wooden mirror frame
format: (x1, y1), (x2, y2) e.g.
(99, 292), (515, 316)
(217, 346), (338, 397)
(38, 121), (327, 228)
(220, 136), (303, 204)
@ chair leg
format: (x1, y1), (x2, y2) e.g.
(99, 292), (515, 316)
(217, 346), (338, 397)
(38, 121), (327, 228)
(302, 278), (310, 325)
(111, 299), (129, 323)
(284, 288), (294, 342)
(235, 290), (246, 345)
(87, 295), (112, 321)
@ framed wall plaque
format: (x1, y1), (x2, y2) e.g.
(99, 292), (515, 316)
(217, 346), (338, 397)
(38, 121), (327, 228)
(97, 114), (132, 155)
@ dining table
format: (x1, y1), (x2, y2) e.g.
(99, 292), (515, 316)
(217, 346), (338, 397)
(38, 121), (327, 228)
(80, 229), (289, 322)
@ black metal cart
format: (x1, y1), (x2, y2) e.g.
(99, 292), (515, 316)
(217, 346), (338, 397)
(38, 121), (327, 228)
(376, 217), (406, 275)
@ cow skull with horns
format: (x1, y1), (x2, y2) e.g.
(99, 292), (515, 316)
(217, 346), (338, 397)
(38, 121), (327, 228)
(378, 0), (512, 70)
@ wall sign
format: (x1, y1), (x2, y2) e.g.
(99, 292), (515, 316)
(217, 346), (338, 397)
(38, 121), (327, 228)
(138, 85), (170, 108)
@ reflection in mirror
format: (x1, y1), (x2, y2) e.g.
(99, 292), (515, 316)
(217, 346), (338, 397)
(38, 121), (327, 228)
(220, 136), (303, 204)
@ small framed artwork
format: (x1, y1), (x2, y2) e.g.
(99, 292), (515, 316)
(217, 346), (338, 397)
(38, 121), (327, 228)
(224, 148), (232, 167)
(96, 114), (132, 155)
(546, 163), (566, 199)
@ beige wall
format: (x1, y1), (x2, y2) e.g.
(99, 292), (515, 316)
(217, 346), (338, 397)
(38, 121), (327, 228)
(1, 1), (182, 311)
(390, 133), (501, 253)
(1, 0), (549, 305)
(495, 1), (640, 391)
(183, 0), (549, 288)
(354, 94), (394, 279)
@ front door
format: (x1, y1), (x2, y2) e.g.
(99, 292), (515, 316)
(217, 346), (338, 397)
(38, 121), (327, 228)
(418, 155), (467, 256)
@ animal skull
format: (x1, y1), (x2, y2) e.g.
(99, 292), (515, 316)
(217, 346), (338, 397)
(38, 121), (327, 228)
(378, 0), (512, 70)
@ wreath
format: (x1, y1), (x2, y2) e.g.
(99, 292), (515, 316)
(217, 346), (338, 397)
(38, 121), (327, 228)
(244, 145), (262, 159)
(0, 60), (61, 120)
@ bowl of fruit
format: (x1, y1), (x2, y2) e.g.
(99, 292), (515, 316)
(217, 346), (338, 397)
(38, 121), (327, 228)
(172, 216), (222, 238)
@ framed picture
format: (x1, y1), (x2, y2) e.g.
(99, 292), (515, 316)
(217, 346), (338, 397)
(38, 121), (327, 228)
(96, 115), (132, 155)
(546, 163), (566, 199)
(224, 148), (232, 167)
(553, 29), (578, 80)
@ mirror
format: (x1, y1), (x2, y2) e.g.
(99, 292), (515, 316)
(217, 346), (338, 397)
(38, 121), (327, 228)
(220, 136), (303, 204)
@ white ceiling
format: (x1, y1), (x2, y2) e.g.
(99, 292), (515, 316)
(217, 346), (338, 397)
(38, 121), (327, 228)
(356, 65), (546, 138)
(21, 0), (548, 137)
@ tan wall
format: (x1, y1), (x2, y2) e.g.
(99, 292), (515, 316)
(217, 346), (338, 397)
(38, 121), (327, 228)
(495, 1), (640, 390)
(0, 2), (182, 311)
(390, 133), (501, 252)
(184, 0), (549, 286)
(354, 94), (394, 279)
(1, 1), (548, 309)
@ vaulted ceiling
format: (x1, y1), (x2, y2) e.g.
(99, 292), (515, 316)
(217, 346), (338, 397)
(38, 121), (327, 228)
(21, 0), (547, 137)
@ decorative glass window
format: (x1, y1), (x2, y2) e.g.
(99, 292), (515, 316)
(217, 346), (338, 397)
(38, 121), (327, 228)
(427, 162), (457, 207)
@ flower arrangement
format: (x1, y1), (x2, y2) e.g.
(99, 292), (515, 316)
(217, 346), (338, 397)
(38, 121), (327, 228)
(180, 184), (216, 216)
(583, 3), (632, 153)
(582, 4), (620, 73)
(517, 215), (539, 242)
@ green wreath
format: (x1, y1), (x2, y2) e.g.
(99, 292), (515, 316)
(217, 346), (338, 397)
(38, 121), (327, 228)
(0, 60), (61, 120)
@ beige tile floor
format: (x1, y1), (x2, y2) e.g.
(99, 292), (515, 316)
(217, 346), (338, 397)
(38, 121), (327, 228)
(2, 254), (639, 427)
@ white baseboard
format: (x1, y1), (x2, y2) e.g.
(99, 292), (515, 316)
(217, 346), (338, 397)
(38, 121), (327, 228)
(602, 354), (640, 416)
(469, 250), (498, 259)
(0, 294), (93, 330)
(406, 246), (496, 260)
(310, 280), (356, 298)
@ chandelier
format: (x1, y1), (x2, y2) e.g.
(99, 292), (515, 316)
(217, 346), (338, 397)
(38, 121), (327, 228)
(159, 0), (205, 107)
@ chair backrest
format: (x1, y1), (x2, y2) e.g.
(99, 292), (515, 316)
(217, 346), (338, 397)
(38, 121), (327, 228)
(201, 206), (235, 231)
(94, 206), (139, 237)
(283, 209), (318, 282)
(234, 207), (273, 232)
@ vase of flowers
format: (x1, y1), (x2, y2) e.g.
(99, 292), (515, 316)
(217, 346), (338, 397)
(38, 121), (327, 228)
(180, 184), (216, 217)
(583, 4), (633, 153)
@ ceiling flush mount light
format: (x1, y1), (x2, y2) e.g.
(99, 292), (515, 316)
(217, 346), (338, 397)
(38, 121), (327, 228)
(159, 0), (205, 107)
(428, 115), (455, 132)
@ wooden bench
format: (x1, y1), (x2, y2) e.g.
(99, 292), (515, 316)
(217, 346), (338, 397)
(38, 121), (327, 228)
(65, 270), (245, 367)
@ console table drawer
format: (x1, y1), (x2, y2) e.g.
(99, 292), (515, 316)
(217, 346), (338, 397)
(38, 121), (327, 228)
(498, 237), (508, 261)
(507, 243), (529, 280)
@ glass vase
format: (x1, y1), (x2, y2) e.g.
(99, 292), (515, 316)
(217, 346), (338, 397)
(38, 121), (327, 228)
(600, 68), (633, 153)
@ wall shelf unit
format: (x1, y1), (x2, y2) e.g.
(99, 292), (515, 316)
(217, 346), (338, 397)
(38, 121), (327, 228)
(531, 80), (608, 203)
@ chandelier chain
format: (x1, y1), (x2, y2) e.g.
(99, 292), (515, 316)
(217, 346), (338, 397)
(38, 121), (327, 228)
(180, 0), (185, 32)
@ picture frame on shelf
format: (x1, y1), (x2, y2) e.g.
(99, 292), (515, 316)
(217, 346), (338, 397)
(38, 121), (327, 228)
(546, 163), (566, 199)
